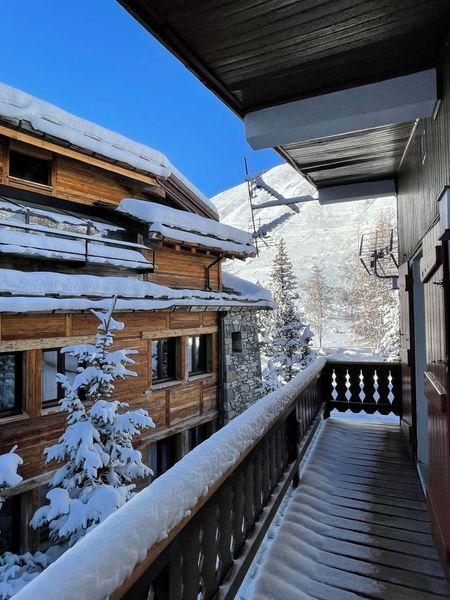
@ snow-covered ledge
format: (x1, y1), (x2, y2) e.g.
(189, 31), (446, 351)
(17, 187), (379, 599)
(14, 358), (326, 600)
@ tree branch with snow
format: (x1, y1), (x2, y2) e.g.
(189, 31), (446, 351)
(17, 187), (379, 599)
(31, 300), (155, 547)
(259, 239), (315, 393)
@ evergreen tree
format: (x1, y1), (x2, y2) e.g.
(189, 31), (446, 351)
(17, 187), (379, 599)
(31, 302), (155, 547)
(338, 212), (400, 357)
(0, 447), (46, 600)
(305, 265), (330, 348)
(260, 239), (315, 392)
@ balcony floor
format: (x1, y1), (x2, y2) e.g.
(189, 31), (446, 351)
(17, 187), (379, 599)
(248, 418), (450, 600)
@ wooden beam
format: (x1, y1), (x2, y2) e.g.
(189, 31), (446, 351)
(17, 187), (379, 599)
(0, 334), (97, 352)
(245, 70), (437, 149)
(0, 125), (161, 189)
(141, 325), (218, 340)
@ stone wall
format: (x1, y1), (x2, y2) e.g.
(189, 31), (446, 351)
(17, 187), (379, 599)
(223, 310), (263, 422)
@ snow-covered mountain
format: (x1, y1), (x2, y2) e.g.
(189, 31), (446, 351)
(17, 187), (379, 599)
(212, 164), (396, 349)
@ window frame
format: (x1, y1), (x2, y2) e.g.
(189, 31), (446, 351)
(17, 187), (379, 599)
(231, 331), (243, 353)
(0, 492), (21, 554)
(151, 337), (179, 385)
(187, 334), (212, 377)
(41, 348), (79, 408)
(9, 148), (52, 188)
(0, 351), (23, 418)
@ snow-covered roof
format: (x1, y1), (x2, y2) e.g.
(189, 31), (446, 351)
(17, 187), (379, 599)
(0, 82), (218, 219)
(222, 272), (273, 304)
(117, 199), (256, 257)
(0, 269), (273, 314)
(13, 358), (325, 600)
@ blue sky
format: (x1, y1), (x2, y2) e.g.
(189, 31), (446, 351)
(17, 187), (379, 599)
(0, 1), (281, 198)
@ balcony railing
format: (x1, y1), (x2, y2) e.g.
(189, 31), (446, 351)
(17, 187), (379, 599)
(14, 358), (402, 600)
(0, 218), (154, 271)
(323, 360), (402, 417)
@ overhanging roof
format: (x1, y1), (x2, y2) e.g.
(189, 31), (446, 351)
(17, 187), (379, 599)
(119, 0), (450, 190)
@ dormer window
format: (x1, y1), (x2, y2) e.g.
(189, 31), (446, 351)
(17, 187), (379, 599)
(9, 149), (51, 187)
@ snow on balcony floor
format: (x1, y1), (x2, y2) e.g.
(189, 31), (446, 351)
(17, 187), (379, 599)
(241, 418), (450, 600)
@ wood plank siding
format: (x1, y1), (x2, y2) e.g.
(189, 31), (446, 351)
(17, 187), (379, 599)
(0, 311), (220, 481)
(0, 136), (157, 207)
(148, 244), (221, 291)
(397, 47), (450, 262)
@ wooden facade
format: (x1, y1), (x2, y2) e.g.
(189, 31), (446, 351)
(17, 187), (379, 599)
(396, 45), (450, 572)
(0, 106), (255, 557)
(0, 310), (220, 483)
(397, 48), (450, 262)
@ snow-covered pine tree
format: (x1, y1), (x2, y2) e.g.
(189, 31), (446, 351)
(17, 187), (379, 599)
(31, 301), (155, 547)
(339, 211), (400, 358)
(0, 447), (47, 600)
(305, 264), (330, 348)
(260, 239), (315, 393)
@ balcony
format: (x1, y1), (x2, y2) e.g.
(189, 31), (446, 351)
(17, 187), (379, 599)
(15, 359), (450, 600)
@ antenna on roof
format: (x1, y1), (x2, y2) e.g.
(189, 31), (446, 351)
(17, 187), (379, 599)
(244, 157), (259, 256)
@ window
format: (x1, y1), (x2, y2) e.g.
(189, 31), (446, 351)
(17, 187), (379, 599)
(0, 494), (21, 554)
(188, 334), (211, 376)
(231, 331), (243, 353)
(148, 437), (177, 480)
(188, 423), (210, 451)
(151, 338), (177, 383)
(0, 352), (22, 417)
(9, 150), (51, 186)
(42, 349), (78, 406)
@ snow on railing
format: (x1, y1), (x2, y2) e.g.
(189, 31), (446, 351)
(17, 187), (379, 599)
(14, 358), (326, 600)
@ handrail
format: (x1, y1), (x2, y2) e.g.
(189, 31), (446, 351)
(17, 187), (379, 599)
(0, 218), (154, 270)
(0, 217), (149, 250)
(14, 358), (326, 600)
(13, 357), (403, 600)
(322, 360), (402, 417)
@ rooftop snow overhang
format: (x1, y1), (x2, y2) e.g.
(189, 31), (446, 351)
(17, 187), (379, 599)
(117, 198), (256, 258)
(0, 81), (218, 220)
(120, 0), (449, 195)
(0, 268), (274, 314)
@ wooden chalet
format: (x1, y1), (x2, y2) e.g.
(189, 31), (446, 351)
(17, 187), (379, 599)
(0, 82), (272, 557)
(7, 3), (450, 599)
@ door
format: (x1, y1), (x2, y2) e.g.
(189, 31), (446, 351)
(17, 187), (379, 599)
(421, 224), (450, 568)
(398, 260), (416, 454)
(412, 256), (428, 483)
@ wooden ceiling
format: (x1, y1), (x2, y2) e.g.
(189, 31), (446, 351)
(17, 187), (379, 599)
(281, 122), (417, 187)
(120, 0), (449, 188)
(120, 0), (450, 115)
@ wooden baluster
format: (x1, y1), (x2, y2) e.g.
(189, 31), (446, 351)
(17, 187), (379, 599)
(297, 397), (305, 439)
(346, 364), (362, 413)
(217, 480), (233, 580)
(333, 364), (348, 412)
(361, 365), (376, 413)
(390, 365), (402, 416)
(253, 450), (263, 520)
(169, 539), (183, 600)
(261, 437), (271, 505)
(269, 431), (277, 493)
(243, 459), (255, 537)
(200, 500), (220, 598)
(181, 523), (202, 600)
(232, 470), (246, 558)
(376, 365), (391, 415)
